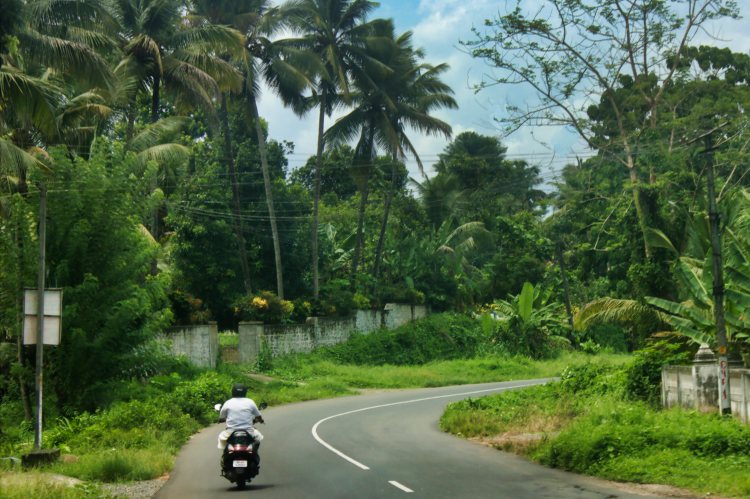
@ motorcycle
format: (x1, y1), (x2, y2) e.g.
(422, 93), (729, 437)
(214, 402), (267, 490)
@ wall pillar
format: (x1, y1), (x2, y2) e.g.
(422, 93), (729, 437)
(238, 321), (263, 364)
(692, 344), (719, 412)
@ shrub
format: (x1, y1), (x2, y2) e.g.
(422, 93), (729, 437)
(169, 289), (212, 325)
(623, 340), (692, 405)
(168, 371), (232, 424)
(316, 313), (484, 365)
(234, 291), (293, 324)
(581, 324), (629, 353)
(317, 279), (355, 316)
(352, 292), (371, 310)
(290, 299), (313, 323)
(558, 362), (625, 397)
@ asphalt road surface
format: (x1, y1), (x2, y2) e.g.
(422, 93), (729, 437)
(156, 380), (661, 498)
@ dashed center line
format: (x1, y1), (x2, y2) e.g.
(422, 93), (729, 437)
(389, 480), (414, 493)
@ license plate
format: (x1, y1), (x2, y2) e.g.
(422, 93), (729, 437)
(233, 460), (248, 468)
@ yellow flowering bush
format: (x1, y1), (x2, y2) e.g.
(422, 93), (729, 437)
(234, 291), (293, 324)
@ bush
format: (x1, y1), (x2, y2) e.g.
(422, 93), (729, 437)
(580, 324), (629, 353)
(558, 362), (625, 397)
(234, 291), (293, 324)
(623, 340), (692, 405)
(316, 279), (355, 316)
(316, 313), (484, 365)
(168, 371), (232, 424)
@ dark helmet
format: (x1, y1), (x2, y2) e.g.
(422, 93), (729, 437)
(232, 383), (247, 398)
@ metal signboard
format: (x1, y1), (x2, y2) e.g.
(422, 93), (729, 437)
(23, 289), (63, 345)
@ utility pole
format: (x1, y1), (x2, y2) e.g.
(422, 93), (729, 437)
(704, 133), (731, 415)
(34, 183), (47, 448)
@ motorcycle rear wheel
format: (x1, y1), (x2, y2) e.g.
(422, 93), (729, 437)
(236, 479), (246, 490)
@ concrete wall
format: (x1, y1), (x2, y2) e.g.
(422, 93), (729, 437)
(238, 303), (428, 363)
(164, 322), (218, 368)
(662, 364), (750, 424)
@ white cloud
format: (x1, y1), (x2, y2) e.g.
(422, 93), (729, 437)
(258, 0), (749, 185)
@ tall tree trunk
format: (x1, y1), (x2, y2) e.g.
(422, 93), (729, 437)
(351, 175), (370, 280)
(351, 128), (374, 281)
(151, 74), (160, 123)
(626, 153), (651, 259)
(249, 98), (284, 299)
(372, 154), (398, 279)
(13, 182), (32, 421)
(312, 94), (326, 299)
(125, 101), (136, 146)
(221, 93), (253, 294)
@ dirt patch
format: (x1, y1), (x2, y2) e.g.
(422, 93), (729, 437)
(471, 432), (555, 454)
(100, 474), (169, 499)
(245, 372), (306, 386)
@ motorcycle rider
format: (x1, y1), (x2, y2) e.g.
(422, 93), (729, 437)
(217, 383), (264, 461)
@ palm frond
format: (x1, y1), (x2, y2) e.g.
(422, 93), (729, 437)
(573, 297), (659, 332)
(0, 67), (60, 136)
(128, 116), (187, 152)
(18, 29), (114, 90)
(0, 138), (52, 176)
(137, 143), (190, 165)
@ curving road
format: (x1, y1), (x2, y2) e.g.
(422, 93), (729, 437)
(156, 380), (660, 498)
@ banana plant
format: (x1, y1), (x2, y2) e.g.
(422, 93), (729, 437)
(488, 282), (568, 358)
(577, 189), (750, 348)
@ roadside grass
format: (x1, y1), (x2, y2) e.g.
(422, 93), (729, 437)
(441, 364), (750, 498)
(48, 449), (173, 482)
(592, 450), (750, 497)
(0, 472), (104, 498)
(267, 352), (630, 389)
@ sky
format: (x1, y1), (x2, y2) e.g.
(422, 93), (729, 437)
(258, 0), (750, 184)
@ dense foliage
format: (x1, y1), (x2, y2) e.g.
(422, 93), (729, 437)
(1, 0), (749, 437)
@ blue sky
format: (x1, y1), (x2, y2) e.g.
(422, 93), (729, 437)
(260, 1), (750, 182)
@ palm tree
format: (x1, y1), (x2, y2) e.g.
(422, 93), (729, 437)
(371, 33), (456, 279)
(282, 0), (388, 298)
(326, 26), (455, 283)
(189, 0), (319, 300)
(112, 0), (243, 241)
(187, 0), (265, 294)
(112, 0), (242, 124)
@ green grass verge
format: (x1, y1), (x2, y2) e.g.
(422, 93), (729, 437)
(441, 362), (750, 498)
(267, 351), (629, 389)
(0, 472), (105, 498)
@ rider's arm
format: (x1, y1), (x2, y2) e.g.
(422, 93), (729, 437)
(249, 400), (264, 423)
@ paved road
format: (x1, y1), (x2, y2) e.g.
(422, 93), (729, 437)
(157, 380), (660, 498)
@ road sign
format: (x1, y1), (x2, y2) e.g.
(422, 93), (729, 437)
(23, 289), (62, 345)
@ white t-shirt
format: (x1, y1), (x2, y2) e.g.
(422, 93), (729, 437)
(220, 397), (262, 430)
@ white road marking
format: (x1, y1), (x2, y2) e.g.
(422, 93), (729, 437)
(389, 480), (414, 493)
(311, 381), (547, 470)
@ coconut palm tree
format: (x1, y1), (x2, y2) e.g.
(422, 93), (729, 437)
(282, 0), (389, 298)
(112, 0), (243, 124)
(112, 0), (243, 241)
(189, 0), (320, 299)
(326, 26), (455, 282)
(370, 33), (456, 279)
